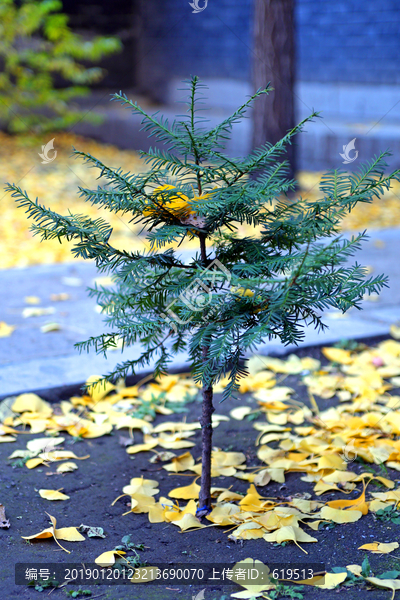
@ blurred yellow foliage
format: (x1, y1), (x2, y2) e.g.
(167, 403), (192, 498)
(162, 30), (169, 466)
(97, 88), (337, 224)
(2, 133), (400, 270)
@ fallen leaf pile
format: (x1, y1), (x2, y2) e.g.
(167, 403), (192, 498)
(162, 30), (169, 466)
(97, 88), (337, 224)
(1, 132), (400, 269)
(3, 373), (199, 447)
(2, 338), (400, 595)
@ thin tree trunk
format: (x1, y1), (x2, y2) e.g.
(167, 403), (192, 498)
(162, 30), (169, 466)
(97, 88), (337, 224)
(197, 232), (214, 515)
(252, 0), (296, 179)
(198, 358), (214, 513)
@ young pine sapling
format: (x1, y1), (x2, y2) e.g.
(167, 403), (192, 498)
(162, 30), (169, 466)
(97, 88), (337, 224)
(7, 77), (400, 513)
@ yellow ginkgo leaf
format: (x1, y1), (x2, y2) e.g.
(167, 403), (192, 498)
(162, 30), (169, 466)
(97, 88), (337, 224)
(55, 527), (85, 542)
(26, 457), (45, 469)
(12, 395), (52, 415)
(157, 438), (195, 450)
(86, 375), (116, 402)
(0, 435), (16, 443)
(254, 387), (294, 402)
(320, 506), (363, 523)
(322, 347), (353, 364)
(230, 406), (252, 420)
(163, 451), (195, 473)
(358, 541), (399, 554)
(22, 513), (83, 553)
(95, 550), (126, 567)
(390, 324), (400, 340)
(230, 522), (265, 540)
(40, 322), (61, 333)
(56, 462), (78, 473)
(164, 499), (196, 523)
(122, 477), (159, 497)
(128, 494), (156, 514)
(301, 572), (347, 588)
(263, 526), (317, 553)
(26, 437), (64, 453)
(0, 321), (15, 337)
(80, 422), (113, 438)
(168, 478), (200, 500)
(172, 513), (205, 531)
(326, 485), (368, 514)
(40, 450), (89, 462)
(365, 577), (400, 600)
(346, 565), (363, 577)
(39, 489), (70, 501)
(230, 558), (275, 598)
(126, 440), (159, 454)
(130, 566), (159, 582)
(216, 490), (244, 503)
(115, 416), (153, 431)
(253, 469), (271, 487)
(25, 296), (41, 304)
(206, 503), (240, 526)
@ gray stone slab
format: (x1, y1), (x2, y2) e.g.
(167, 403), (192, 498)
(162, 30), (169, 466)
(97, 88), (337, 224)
(73, 82), (400, 170)
(0, 227), (399, 396)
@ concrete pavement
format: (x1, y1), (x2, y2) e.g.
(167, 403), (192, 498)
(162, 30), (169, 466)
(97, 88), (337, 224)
(0, 227), (399, 397)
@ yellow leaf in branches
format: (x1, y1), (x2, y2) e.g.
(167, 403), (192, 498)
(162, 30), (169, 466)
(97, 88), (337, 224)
(39, 489), (70, 501)
(239, 371), (276, 393)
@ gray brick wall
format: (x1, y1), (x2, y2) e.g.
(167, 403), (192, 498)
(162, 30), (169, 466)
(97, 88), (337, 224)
(296, 0), (400, 84)
(136, 0), (253, 99)
(135, 0), (400, 98)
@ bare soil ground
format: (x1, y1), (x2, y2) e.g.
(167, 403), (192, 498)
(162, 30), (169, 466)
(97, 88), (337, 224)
(1, 336), (399, 600)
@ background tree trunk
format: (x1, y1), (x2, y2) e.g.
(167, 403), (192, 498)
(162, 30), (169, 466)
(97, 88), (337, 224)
(252, 0), (296, 180)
